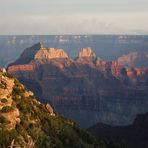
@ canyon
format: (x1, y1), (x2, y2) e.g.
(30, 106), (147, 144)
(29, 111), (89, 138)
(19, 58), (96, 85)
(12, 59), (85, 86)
(0, 69), (104, 148)
(7, 43), (148, 127)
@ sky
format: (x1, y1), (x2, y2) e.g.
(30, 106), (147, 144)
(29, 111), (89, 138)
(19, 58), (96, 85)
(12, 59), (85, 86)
(0, 0), (148, 35)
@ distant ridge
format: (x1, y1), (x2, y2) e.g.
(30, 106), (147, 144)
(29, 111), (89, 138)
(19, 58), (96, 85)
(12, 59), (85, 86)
(8, 42), (43, 66)
(117, 51), (148, 67)
(1, 35), (148, 68)
(8, 43), (99, 65)
(88, 112), (148, 148)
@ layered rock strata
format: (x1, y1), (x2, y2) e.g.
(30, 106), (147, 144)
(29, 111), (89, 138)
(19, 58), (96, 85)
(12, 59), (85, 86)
(7, 43), (148, 127)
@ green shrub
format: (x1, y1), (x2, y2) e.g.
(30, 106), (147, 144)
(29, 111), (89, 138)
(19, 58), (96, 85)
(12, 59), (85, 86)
(0, 116), (9, 124)
(13, 87), (24, 94)
(4, 73), (13, 78)
(0, 83), (3, 88)
(1, 98), (8, 103)
(0, 129), (18, 147)
(0, 82), (6, 89)
(0, 106), (14, 113)
(16, 100), (31, 114)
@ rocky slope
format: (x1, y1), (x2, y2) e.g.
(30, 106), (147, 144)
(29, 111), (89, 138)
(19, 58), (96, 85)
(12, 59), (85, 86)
(8, 42), (44, 66)
(7, 43), (148, 127)
(0, 69), (112, 148)
(117, 51), (148, 67)
(88, 112), (148, 148)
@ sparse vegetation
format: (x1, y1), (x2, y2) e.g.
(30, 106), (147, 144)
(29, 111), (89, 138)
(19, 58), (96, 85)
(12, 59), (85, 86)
(0, 129), (18, 147)
(3, 72), (13, 78)
(0, 106), (14, 113)
(1, 98), (8, 103)
(0, 116), (10, 124)
(0, 81), (7, 89)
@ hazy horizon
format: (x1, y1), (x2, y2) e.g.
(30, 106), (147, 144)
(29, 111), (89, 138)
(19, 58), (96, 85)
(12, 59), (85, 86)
(0, 0), (148, 35)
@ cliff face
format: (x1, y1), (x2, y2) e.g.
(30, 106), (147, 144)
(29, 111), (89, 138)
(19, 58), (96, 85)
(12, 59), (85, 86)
(88, 112), (148, 148)
(7, 43), (148, 127)
(8, 42), (43, 66)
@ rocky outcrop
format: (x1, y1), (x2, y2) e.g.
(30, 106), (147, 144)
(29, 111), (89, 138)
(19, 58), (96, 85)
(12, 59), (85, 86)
(45, 103), (55, 116)
(8, 42), (43, 66)
(76, 47), (97, 63)
(7, 44), (148, 127)
(35, 47), (69, 60)
(88, 112), (148, 148)
(0, 70), (21, 130)
(78, 47), (96, 58)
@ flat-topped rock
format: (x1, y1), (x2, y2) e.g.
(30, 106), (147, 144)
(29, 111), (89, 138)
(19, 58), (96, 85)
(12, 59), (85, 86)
(34, 48), (69, 60)
(78, 47), (96, 58)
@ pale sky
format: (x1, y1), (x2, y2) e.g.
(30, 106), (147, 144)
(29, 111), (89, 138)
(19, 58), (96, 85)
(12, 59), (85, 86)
(0, 0), (148, 35)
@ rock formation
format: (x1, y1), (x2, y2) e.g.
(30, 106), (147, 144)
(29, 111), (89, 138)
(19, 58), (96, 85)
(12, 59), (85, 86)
(1, 35), (148, 68)
(8, 42), (43, 66)
(79, 47), (96, 58)
(0, 71), (20, 130)
(117, 51), (148, 67)
(7, 43), (148, 127)
(35, 47), (69, 60)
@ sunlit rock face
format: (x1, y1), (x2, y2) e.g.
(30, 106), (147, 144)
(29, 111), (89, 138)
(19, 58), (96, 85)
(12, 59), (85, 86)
(78, 47), (96, 59)
(7, 43), (148, 127)
(35, 48), (69, 60)
(76, 47), (97, 64)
